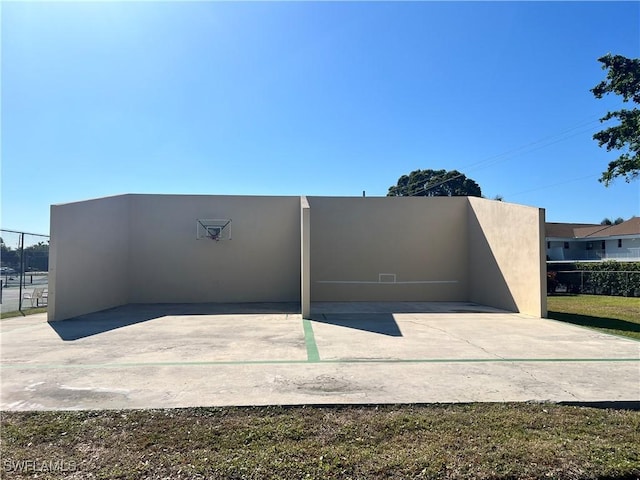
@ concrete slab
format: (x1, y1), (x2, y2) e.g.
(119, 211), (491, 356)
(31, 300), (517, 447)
(1, 303), (638, 410)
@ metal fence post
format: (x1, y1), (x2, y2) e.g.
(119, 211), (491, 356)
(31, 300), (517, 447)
(18, 232), (24, 311)
(1, 229), (50, 314)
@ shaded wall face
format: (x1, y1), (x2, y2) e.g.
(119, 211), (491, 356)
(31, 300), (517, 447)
(49, 195), (130, 321)
(308, 197), (469, 302)
(128, 195), (301, 303)
(468, 197), (546, 317)
(49, 194), (546, 320)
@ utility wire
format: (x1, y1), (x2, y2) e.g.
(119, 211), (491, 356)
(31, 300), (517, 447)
(385, 117), (602, 197)
(504, 173), (600, 198)
(456, 118), (600, 173)
(464, 125), (600, 174)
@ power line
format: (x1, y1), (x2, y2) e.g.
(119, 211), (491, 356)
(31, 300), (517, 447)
(464, 125), (600, 174)
(504, 173), (600, 198)
(459, 117), (600, 174)
(385, 116), (602, 197)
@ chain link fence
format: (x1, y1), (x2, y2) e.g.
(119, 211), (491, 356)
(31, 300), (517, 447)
(1, 229), (50, 314)
(550, 270), (640, 297)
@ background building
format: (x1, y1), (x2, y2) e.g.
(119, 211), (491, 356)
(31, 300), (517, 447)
(546, 218), (640, 262)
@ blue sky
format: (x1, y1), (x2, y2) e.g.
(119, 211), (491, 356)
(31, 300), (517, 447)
(2, 1), (639, 236)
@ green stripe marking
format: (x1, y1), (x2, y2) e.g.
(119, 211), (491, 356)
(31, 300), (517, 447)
(302, 318), (320, 362)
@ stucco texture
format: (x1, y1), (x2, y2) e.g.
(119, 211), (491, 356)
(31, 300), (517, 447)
(49, 195), (545, 321)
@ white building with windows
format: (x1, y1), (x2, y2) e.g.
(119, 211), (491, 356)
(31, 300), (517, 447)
(546, 217), (640, 262)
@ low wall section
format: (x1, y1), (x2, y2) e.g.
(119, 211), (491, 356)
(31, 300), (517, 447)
(128, 195), (300, 304)
(468, 197), (546, 317)
(49, 195), (301, 321)
(49, 195), (131, 321)
(308, 196), (469, 302)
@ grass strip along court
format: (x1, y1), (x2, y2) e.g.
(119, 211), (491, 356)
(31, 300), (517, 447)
(547, 295), (640, 341)
(2, 404), (639, 479)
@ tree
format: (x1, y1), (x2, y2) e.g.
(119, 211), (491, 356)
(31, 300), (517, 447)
(601, 217), (625, 225)
(24, 241), (49, 272)
(0, 238), (19, 269)
(387, 169), (482, 197)
(591, 54), (640, 186)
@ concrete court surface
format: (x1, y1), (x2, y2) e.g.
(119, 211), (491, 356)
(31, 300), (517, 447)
(1, 302), (638, 411)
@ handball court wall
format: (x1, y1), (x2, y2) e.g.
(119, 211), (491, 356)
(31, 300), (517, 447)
(49, 194), (545, 321)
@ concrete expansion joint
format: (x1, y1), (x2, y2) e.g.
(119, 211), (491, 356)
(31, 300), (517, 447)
(416, 321), (505, 360)
(512, 363), (579, 400)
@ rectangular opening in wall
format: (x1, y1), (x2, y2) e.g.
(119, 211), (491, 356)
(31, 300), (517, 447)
(564, 242), (570, 249)
(618, 239), (623, 248)
(379, 273), (397, 283)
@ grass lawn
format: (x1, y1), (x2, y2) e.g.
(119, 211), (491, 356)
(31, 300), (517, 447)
(0, 307), (47, 320)
(547, 295), (640, 340)
(2, 404), (640, 480)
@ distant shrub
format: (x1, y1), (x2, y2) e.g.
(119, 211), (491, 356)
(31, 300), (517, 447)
(549, 261), (640, 297)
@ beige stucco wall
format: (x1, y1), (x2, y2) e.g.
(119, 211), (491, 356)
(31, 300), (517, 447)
(50, 194), (301, 321)
(128, 195), (300, 304)
(301, 196), (311, 318)
(468, 197), (546, 317)
(308, 196), (469, 302)
(49, 194), (546, 320)
(49, 195), (131, 322)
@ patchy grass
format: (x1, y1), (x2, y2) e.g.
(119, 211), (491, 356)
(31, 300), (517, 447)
(0, 307), (47, 320)
(1, 404), (639, 479)
(547, 295), (640, 340)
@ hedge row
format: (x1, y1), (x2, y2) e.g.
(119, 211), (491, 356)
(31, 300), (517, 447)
(548, 261), (640, 297)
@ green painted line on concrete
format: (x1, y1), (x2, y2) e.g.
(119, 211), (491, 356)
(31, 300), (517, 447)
(320, 357), (640, 364)
(1, 357), (638, 370)
(302, 318), (320, 362)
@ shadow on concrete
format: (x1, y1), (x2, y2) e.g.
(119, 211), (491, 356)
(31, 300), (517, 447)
(310, 313), (403, 337)
(48, 303), (300, 341)
(559, 400), (640, 411)
(547, 311), (640, 337)
(310, 301), (511, 315)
